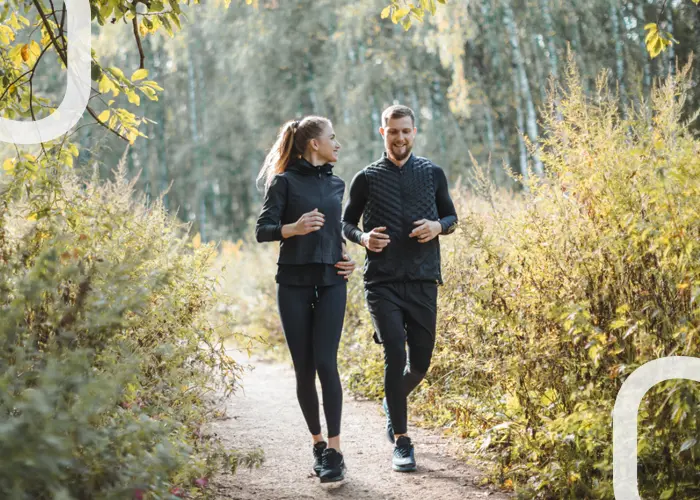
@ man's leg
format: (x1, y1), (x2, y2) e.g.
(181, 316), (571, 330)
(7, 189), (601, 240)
(403, 282), (438, 397)
(365, 285), (409, 436)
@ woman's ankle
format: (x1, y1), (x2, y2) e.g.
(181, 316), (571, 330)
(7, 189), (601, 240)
(327, 435), (341, 451)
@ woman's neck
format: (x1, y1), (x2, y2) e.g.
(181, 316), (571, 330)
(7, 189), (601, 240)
(302, 153), (326, 167)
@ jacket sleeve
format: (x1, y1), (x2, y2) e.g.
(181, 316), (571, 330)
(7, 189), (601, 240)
(434, 165), (458, 235)
(255, 175), (288, 243)
(341, 170), (368, 245)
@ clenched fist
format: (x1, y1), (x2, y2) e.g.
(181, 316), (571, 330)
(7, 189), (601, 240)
(293, 208), (325, 236)
(361, 226), (391, 252)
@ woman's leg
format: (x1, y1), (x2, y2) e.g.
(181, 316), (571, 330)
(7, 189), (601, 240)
(311, 282), (347, 450)
(277, 284), (322, 437)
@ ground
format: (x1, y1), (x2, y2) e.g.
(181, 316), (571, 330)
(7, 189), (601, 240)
(209, 355), (512, 500)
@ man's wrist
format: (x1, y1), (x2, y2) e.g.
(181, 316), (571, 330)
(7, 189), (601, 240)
(360, 232), (369, 248)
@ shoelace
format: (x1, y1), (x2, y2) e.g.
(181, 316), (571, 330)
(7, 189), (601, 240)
(395, 443), (412, 458)
(322, 451), (336, 468)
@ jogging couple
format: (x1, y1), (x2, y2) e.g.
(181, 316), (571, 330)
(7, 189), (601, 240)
(255, 104), (458, 483)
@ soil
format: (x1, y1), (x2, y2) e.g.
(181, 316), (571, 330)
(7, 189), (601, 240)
(209, 355), (513, 500)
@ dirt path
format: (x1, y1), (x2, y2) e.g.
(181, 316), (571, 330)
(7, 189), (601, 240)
(209, 354), (511, 500)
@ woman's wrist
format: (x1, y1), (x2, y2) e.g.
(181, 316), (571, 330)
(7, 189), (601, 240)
(281, 223), (298, 239)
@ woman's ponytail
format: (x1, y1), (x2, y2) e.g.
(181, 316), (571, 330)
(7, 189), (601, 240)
(257, 120), (298, 191)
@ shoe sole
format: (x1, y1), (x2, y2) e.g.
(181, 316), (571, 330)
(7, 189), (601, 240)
(392, 464), (417, 472)
(319, 473), (345, 483)
(319, 468), (346, 483)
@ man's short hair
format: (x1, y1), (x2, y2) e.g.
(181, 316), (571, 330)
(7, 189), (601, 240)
(381, 104), (415, 128)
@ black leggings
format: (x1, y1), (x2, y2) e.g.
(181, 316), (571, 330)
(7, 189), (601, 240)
(277, 282), (347, 438)
(365, 282), (438, 436)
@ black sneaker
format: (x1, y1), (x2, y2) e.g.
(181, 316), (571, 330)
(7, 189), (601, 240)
(312, 441), (327, 476)
(392, 436), (417, 472)
(319, 448), (346, 483)
(382, 397), (395, 444)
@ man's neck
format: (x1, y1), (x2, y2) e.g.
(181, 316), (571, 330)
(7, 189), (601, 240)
(386, 152), (411, 168)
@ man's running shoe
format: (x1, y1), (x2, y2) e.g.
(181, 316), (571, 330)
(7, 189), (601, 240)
(392, 436), (417, 472)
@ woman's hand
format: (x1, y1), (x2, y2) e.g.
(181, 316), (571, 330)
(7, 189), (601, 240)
(335, 244), (356, 280)
(292, 208), (325, 236)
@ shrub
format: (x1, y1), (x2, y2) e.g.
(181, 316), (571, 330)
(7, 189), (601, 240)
(0, 155), (262, 499)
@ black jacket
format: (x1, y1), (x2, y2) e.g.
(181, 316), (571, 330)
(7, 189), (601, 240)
(255, 157), (346, 266)
(342, 153), (457, 286)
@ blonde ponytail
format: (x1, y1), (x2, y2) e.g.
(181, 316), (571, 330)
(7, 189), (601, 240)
(257, 120), (298, 191)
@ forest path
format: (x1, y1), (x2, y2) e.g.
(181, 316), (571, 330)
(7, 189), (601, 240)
(209, 354), (511, 500)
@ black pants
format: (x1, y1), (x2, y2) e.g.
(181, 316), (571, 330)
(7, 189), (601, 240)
(365, 282), (438, 436)
(277, 282), (346, 438)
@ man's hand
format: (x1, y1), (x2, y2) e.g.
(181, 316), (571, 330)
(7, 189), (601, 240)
(409, 219), (442, 243)
(335, 246), (356, 280)
(361, 226), (391, 252)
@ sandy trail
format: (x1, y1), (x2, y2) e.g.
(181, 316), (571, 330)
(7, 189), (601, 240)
(209, 355), (511, 500)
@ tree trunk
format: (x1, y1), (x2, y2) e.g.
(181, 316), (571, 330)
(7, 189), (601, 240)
(187, 30), (206, 242)
(511, 66), (529, 187)
(539, 0), (558, 78)
(635, 2), (651, 98)
(610, 0), (627, 115)
(503, 0), (543, 176)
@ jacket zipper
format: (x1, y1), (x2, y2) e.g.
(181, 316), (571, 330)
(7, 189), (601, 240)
(399, 165), (406, 282)
(317, 169), (323, 260)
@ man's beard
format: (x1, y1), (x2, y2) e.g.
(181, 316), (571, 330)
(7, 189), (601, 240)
(388, 142), (413, 161)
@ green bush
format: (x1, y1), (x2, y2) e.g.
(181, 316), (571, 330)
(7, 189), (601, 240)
(0, 156), (261, 499)
(233, 58), (700, 498)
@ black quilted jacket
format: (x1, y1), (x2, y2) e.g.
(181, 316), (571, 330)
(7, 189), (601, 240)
(342, 153), (458, 286)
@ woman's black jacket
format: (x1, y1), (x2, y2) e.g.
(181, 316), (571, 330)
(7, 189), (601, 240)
(255, 157), (345, 266)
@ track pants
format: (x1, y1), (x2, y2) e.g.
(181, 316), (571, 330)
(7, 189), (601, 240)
(277, 282), (347, 438)
(365, 281), (438, 436)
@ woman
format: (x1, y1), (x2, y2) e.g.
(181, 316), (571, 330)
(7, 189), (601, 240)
(255, 116), (354, 483)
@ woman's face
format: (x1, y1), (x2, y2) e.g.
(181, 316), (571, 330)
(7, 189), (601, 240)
(312, 123), (341, 164)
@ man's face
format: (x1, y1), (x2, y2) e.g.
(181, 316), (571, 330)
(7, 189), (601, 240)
(380, 116), (416, 162)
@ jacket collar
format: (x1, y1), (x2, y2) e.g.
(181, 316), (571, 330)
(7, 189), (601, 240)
(381, 151), (414, 169)
(287, 156), (334, 176)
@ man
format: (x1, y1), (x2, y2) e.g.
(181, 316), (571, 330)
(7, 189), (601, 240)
(342, 104), (458, 472)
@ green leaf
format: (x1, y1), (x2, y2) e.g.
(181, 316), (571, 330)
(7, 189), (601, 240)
(679, 438), (697, 453)
(131, 68), (149, 82)
(410, 7), (424, 22)
(392, 7), (410, 23)
(108, 66), (125, 81)
(2, 158), (15, 173)
(126, 89), (141, 106)
(660, 488), (674, 500)
(91, 63), (102, 81)
(169, 12), (182, 30)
